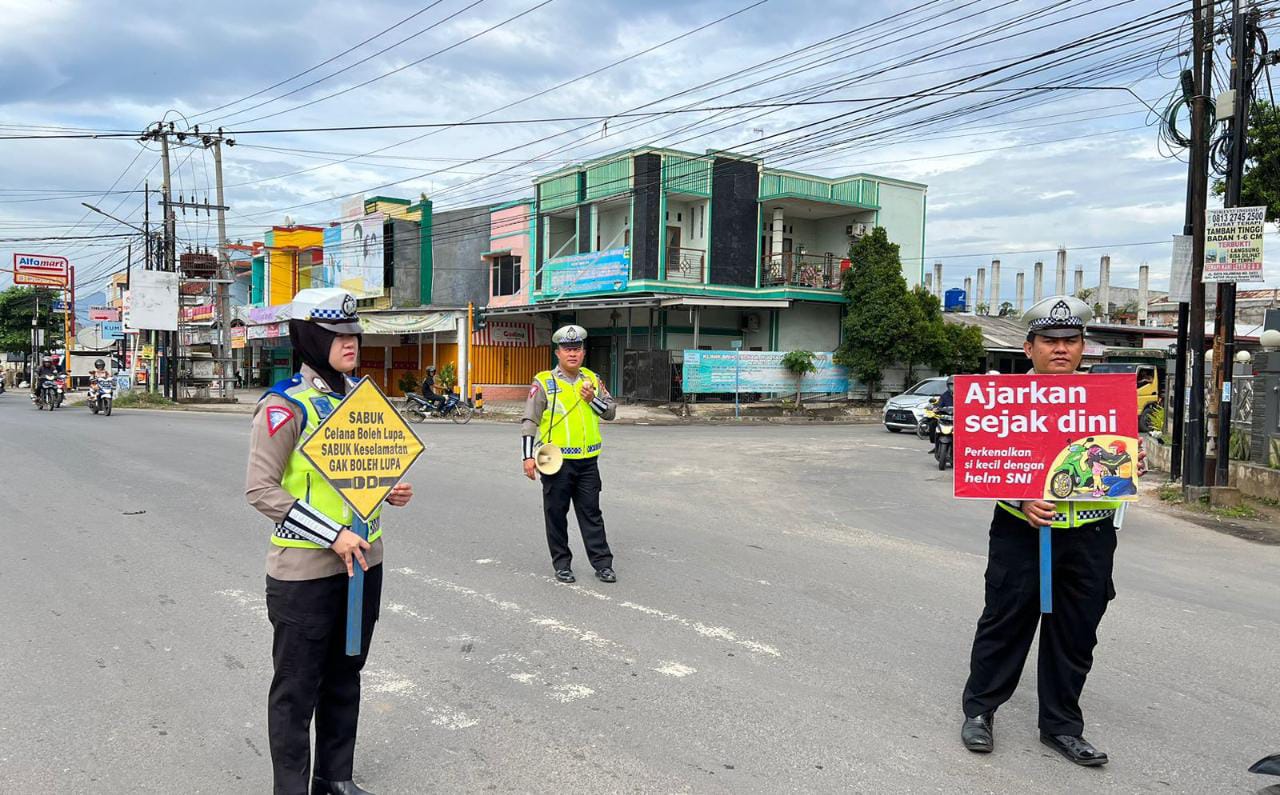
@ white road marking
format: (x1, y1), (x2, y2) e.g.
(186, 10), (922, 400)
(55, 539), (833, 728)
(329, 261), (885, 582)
(216, 589), (268, 620)
(392, 567), (634, 662)
(653, 662), (697, 678)
(364, 669), (479, 730)
(549, 683), (594, 703)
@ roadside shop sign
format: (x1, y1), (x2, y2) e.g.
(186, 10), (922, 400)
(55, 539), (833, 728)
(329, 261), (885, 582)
(299, 377), (424, 522)
(13, 253), (69, 286)
(1203, 206), (1266, 283)
(953, 373), (1139, 501)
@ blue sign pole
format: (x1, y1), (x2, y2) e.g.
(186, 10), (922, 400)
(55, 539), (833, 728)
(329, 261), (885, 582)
(1039, 526), (1053, 613)
(345, 515), (369, 656)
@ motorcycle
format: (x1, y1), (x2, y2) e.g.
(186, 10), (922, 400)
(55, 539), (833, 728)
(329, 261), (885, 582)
(402, 391), (474, 424)
(87, 377), (116, 416)
(34, 374), (62, 410)
(933, 407), (954, 470)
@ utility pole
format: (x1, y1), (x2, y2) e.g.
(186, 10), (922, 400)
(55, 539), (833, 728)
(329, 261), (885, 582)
(207, 132), (233, 400)
(1183, 0), (1215, 495)
(1213, 0), (1258, 486)
(159, 124), (177, 401)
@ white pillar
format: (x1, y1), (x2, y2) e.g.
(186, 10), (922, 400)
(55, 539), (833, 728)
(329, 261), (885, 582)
(456, 317), (468, 396)
(924, 272), (933, 293)
(933, 261), (943, 298)
(1033, 261), (1044, 303)
(963, 277), (972, 312)
(1016, 271), (1025, 314)
(975, 267), (986, 314)
(1098, 255), (1111, 324)
(1138, 264), (1150, 326)
(1074, 267), (1084, 297)
(1055, 248), (1067, 296)
(990, 259), (1001, 314)
(771, 208), (784, 262)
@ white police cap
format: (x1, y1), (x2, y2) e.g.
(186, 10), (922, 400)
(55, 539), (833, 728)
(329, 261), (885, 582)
(291, 288), (363, 335)
(1023, 294), (1092, 338)
(552, 324), (587, 346)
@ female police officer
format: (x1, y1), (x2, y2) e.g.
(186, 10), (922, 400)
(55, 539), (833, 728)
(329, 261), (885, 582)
(246, 288), (413, 795)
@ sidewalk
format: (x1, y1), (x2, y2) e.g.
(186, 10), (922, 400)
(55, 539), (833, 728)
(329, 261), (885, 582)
(124, 388), (883, 425)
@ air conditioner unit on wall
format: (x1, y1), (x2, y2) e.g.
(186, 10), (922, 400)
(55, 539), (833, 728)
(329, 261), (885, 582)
(846, 223), (869, 238)
(741, 312), (761, 332)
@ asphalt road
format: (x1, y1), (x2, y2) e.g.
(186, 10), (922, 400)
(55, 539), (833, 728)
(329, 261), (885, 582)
(1, 394), (1278, 794)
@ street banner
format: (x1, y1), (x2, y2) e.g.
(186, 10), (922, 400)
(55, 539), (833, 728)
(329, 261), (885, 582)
(89, 307), (119, 322)
(544, 247), (629, 296)
(953, 373), (1139, 501)
(13, 253), (68, 286)
(682, 350), (851, 393)
(1204, 206), (1266, 283)
(1168, 234), (1193, 302)
(101, 321), (124, 340)
(141, 344), (155, 360)
(298, 377), (424, 656)
(230, 326), (247, 350)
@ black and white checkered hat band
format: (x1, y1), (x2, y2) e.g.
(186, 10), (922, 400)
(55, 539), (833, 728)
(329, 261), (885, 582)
(1028, 316), (1083, 331)
(311, 308), (355, 320)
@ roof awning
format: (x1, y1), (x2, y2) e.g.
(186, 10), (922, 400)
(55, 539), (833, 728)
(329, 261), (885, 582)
(481, 248), (512, 258)
(484, 296), (662, 316)
(659, 296), (791, 309)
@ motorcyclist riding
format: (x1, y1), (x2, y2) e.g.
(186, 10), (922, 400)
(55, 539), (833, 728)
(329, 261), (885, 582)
(32, 356), (58, 400)
(420, 366), (447, 412)
(87, 358), (111, 401)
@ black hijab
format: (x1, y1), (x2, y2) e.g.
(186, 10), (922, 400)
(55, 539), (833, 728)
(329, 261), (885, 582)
(289, 319), (359, 396)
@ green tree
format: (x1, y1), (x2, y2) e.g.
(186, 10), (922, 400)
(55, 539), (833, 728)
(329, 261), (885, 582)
(938, 323), (986, 375)
(1214, 101), (1280, 230)
(902, 286), (946, 383)
(0, 286), (64, 357)
(781, 350), (817, 409)
(835, 227), (917, 397)
(438, 361), (457, 393)
(397, 371), (420, 396)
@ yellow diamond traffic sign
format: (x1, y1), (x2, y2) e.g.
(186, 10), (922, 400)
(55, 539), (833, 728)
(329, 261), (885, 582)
(299, 377), (424, 521)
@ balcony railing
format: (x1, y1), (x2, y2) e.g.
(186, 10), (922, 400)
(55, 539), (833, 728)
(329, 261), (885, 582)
(762, 252), (842, 289)
(666, 247), (706, 283)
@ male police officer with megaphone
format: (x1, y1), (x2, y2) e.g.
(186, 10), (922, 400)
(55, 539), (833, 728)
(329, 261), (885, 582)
(520, 325), (618, 584)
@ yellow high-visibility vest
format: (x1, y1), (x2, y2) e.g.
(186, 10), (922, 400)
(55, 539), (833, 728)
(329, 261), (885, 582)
(536, 367), (603, 459)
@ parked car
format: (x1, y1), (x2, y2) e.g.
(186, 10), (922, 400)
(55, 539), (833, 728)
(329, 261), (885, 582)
(882, 376), (949, 433)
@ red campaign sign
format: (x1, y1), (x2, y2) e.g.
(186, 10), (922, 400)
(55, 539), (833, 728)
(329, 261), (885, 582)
(953, 373), (1139, 501)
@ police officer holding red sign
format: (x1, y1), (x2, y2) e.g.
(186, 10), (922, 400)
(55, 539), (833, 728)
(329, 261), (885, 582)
(959, 295), (1144, 767)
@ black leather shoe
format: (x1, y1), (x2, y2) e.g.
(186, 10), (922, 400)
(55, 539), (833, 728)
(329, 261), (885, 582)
(555, 569), (575, 583)
(961, 712), (994, 753)
(595, 567), (617, 583)
(312, 778), (374, 795)
(1040, 733), (1109, 766)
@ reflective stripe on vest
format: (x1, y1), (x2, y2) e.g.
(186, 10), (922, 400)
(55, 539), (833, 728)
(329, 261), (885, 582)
(997, 500), (1121, 529)
(264, 377), (383, 549)
(537, 367), (603, 460)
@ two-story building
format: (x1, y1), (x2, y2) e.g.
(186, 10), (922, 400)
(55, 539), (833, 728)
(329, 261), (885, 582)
(234, 195), (491, 394)
(477, 146), (927, 400)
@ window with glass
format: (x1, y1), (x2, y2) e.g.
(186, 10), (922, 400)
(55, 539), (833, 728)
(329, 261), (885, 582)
(492, 255), (522, 296)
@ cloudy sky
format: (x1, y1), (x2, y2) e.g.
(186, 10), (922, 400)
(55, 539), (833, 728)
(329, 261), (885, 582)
(1, 0), (1277, 303)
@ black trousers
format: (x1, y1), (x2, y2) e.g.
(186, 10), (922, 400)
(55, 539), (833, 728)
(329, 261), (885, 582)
(541, 456), (612, 571)
(265, 566), (382, 795)
(962, 507), (1117, 736)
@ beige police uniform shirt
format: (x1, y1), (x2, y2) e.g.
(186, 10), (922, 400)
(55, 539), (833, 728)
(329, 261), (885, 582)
(519, 366), (617, 452)
(245, 364), (384, 581)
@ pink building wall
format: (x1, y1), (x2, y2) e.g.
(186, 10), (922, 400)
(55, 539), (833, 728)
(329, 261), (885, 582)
(486, 201), (534, 309)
